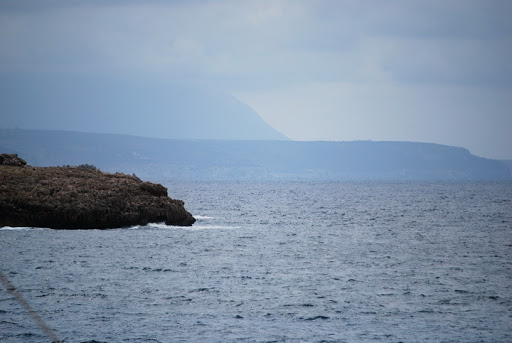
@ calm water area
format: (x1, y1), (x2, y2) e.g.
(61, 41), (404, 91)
(1, 181), (511, 342)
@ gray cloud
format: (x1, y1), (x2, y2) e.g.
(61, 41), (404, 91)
(1, 0), (510, 88)
(1, 0), (511, 158)
(367, 0), (512, 40)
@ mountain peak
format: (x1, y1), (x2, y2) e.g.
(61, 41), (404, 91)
(0, 73), (288, 141)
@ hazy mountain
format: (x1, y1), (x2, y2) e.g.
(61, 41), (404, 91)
(502, 160), (512, 178)
(0, 72), (287, 140)
(1, 129), (509, 181)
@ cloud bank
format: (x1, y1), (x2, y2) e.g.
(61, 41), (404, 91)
(1, 0), (511, 158)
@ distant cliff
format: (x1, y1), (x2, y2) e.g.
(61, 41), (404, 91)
(0, 129), (509, 181)
(0, 154), (195, 229)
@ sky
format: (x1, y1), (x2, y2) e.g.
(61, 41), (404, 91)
(0, 0), (511, 159)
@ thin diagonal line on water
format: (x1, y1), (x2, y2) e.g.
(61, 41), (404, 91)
(0, 270), (62, 343)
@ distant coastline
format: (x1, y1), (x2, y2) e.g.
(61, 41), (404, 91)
(0, 129), (509, 181)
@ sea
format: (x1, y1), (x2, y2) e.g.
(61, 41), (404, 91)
(1, 181), (511, 343)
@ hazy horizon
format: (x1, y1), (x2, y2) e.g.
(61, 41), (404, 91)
(1, 0), (511, 159)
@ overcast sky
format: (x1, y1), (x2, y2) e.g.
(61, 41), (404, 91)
(1, 0), (511, 159)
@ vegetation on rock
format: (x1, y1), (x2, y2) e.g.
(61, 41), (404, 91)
(0, 154), (195, 229)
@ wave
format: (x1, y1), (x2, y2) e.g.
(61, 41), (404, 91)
(132, 223), (239, 230)
(0, 226), (46, 231)
(189, 225), (239, 230)
(129, 223), (169, 230)
(194, 215), (215, 220)
(0, 225), (238, 231)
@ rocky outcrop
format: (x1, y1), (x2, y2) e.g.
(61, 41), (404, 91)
(0, 153), (27, 167)
(0, 154), (195, 229)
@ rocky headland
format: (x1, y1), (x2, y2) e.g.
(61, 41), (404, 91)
(0, 154), (195, 229)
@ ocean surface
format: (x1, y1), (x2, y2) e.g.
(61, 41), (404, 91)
(1, 181), (511, 342)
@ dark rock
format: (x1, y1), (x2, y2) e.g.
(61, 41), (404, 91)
(0, 153), (27, 167)
(139, 182), (167, 197)
(0, 158), (195, 229)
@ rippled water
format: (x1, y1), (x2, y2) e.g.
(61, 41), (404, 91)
(1, 181), (511, 342)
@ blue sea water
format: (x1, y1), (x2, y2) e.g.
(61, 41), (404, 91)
(1, 181), (511, 342)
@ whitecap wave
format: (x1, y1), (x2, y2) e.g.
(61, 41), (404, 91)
(194, 215), (215, 220)
(155, 224), (239, 230)
(129, 222), (239, 230)
(0, 226), (45, 231)
(189, 225), (239, 230)
(126, 223), (170, 230)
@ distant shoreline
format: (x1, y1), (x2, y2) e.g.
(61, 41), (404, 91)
(1, 129), (509, 181)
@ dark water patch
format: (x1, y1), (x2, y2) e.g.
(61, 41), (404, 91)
(283, 303), (315, 307)
(302, 315), (330, 321)
(454, 289), (470, 294)
(189, 287), (217, 293)
(141, 267), (173, 272)
(35, 293), (54, 298)
(0, 320), (24, 327)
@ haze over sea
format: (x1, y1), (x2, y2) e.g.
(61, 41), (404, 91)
(1, 181), (511, 342)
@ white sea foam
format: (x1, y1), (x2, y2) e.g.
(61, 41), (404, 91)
(130, 223), (238, 230)
(0, 226), (49, 231)
(188, 225), (239, 230)
(159, 224), (238, 230)
(144, 223), (170, 230)
(127, 223), (238, 230)
(194, 215), (215, 220)
(0, 226), (33, 231)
